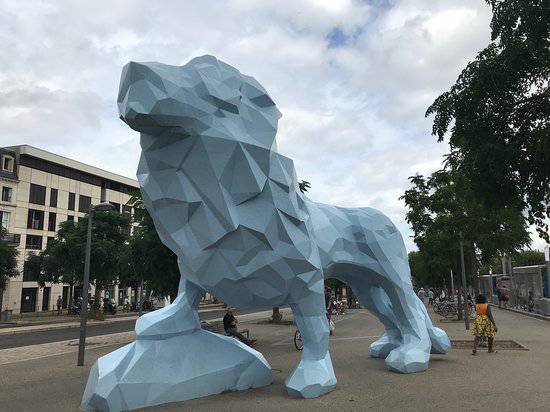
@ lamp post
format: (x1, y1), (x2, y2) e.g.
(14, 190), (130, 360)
(77, 202), (115, 366)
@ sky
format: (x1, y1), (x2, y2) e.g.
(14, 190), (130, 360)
(0, 0), (546, 251)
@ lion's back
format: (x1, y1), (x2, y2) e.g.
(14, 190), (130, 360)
(307, 201), (407, 272)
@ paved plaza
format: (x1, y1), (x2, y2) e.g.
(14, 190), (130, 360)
(0, 307), (549, 411)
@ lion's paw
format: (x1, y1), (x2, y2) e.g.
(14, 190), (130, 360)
(368, 332), (400, 358)
(385, 344), (430, 374)
(285, 353), (337, 398)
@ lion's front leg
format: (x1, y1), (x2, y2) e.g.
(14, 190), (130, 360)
(135, 272), (202, 338)
(286, 280), (337, 398)
(81, 268), (272, 411)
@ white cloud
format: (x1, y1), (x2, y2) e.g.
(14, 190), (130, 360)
(3, 0), (542, 253)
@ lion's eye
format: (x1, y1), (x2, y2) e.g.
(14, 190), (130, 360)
(250, 94), (274, 108)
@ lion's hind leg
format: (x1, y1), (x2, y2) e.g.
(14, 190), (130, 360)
(417, 297), (451, 354)
(345, 279), (402, 358)
(380, 280), (432, 373)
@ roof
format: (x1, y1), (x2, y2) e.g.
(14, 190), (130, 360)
(4, 145), (139, 189)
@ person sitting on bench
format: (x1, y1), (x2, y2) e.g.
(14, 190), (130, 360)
(223, 307), (256, 347)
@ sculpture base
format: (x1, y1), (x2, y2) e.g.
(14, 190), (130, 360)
(81, 330), (273, 411)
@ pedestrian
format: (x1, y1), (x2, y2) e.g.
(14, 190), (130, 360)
(497, 285), (508, 309)
(417, 287), (425, 303)
(428, 289), (434, 306)
(472, 294), (498, 355)
(223, 307), (256, 347)
(56, 296), (63, 315)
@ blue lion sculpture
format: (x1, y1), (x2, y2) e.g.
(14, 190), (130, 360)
(81, 55), (450, 411)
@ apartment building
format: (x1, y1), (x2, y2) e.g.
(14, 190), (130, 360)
(0, 145), (140, 315)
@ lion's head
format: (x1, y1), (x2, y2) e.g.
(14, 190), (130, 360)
(118, 55), (281, 150)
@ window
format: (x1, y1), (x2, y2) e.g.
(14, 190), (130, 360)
(27, 209), (44, 230)
(48, 212), (56, 232)
(2, 187), (13, 202)
(2, 156), (14, 172)
(29, 184), (46, 205)
(0, 211), (10, 230)
(109, 202), (121, 213)
(78, 195), (92, 212)
(49, 188), (58, 207)
(47, 236), (55, 247)
(25, 234), (42, 250)
(67, 215), (74, 222)
(23, 260), (38, 281)
(68, 192), (75, 210)
(122, 204), (132, 214)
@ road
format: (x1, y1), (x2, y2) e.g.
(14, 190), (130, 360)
(0, 307), (268, 350)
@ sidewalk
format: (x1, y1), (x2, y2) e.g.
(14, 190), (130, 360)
(0, 306), (548, 411)
(0, 303), (226, 335)
(490, 303), (550, 322)
(0, 308), (288, 366)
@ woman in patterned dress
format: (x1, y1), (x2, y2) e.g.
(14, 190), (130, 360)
(472, 294), (498, 355)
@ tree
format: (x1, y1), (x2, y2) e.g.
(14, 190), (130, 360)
(512, 249), (545, 267)
(401, 168), (530, 289)
(121, 192), (180, 301)
(426, 0), (550, 241)
(298, 180), (311, 193)
(28, 212), (131, 308)
(408, 250), (440, 288)
(0, 228), (19, 313)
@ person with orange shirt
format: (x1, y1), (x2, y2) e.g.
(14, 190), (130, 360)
(472, 294), (498, 355)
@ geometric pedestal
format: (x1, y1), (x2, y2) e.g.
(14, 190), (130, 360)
(81, 330), (273, 411)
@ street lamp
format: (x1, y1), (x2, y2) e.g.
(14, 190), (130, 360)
(77, 202), (116, 366)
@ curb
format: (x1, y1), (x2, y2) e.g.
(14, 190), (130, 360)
(0, 316), (139, 336)
(0, 313), (138, 329)
(491, 305), (550, 322)
(0, 306), (267, 336)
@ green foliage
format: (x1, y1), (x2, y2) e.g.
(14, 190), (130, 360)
(121, 191), (180, 299)
(408, 250), (445, 287)
(512, 249), (545, 267)
(426, 0), (550, 241)
(299, 180), (311, 193)
(325, 278), (345, 290)
(28, 212), (131, 292)
(25, 191), (180, 300)
(0, 228), (19, 290)
(401, 168), (530, 286)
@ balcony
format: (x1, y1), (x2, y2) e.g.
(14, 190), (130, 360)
(1, 233), (21, 245)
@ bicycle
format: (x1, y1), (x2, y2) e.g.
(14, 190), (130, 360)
(294, 330), (303, 351)
(434, 299), (475, 320)
(294, 312), (334, 351)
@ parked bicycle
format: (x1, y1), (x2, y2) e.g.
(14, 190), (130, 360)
(434, 298), (476, 320)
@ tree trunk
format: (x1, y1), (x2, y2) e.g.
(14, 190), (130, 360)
(94, 286), (101, 309)
(271, 306), (282, 323)
(456, 256), (463, 320)
(68, 283), (74, 315)
(456, 291), (463, 320)
(138, 278), (144, 317)
(0, 287), (4, 320)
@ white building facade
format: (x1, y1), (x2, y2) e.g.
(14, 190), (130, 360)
(0, 145), (140, 315)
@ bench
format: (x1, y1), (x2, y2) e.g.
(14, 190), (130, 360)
(201, 321), (250, 339)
